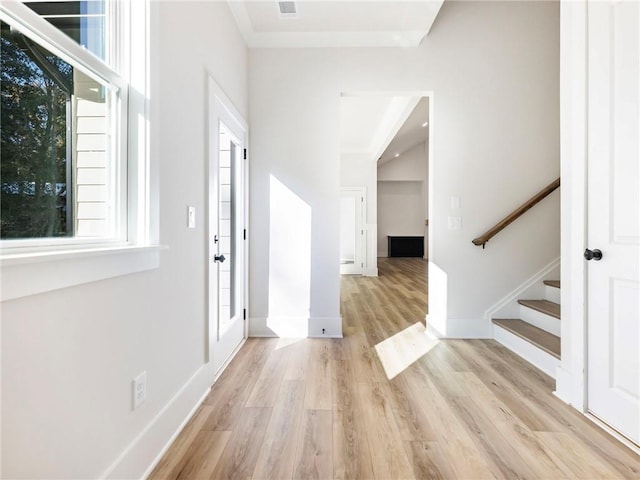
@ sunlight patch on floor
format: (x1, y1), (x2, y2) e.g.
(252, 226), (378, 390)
(374, 322), (440, 380)
(275, 337), (304, 350)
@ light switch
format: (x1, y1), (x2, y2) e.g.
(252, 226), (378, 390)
(187, 206), (196, 229)
(448, 216), (461, 230)
(451, 196), (460, 209)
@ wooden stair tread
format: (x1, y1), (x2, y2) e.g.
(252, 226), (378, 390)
(518, 299), (560, 319)
(543, 280), (560, 289)
(492, 319), (561, 359)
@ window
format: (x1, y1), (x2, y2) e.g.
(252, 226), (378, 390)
(0, 0), (158, 301)
(1, 0), (127, 246)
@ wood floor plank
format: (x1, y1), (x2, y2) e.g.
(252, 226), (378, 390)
(150, 258), (639, 480)
(282, 339), (309, 381)
(209, 407), (272, 480)
(402, 365), (498, 479)
(147, 404), (214, 480)
(446, 339), (560, 432)
(453, 371), (571, 479)
(357, 381), (414, 479)
(448, 394), (541, 479)
(469, 340), (640, 478)
(535, 431), (627, 479)
(346, 328), (385, 381)
(252, 380), (305, 480)
(202, 338), (275, 431)
(332, 358), (375, 480)
(245, 344), (290, 407)
(388, 369), (439, 442)
(172, 430), (231, 480)
(303, 340), (333, 410)
(417, 343), (469, 398)
(292, 409), (333, 480)
(404, 441), (457, 480)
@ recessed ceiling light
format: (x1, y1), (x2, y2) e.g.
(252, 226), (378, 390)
(394, 153), (400, 158)
(421, 121), (428, 128)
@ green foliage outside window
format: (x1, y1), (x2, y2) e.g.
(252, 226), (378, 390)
(1, 21), (73, 239)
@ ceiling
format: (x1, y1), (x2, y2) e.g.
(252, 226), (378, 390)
(340, 95), (428, 166)
(379, 97), (429, 165)
(227, 0), (445, 48)
(227, 1), (435, 166)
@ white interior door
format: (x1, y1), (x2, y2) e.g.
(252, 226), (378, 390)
(208, 78), (247, 374)
(340, 187), (366, 275)
(586, 0), (639, 445)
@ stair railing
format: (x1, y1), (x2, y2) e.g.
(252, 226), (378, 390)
(472, 177), (560, 248)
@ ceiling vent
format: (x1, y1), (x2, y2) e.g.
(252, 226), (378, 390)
(278, 1), (297, 18)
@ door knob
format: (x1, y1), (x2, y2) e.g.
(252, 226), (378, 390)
(214, 254), (226, 263)
(584, 248), (603, 261)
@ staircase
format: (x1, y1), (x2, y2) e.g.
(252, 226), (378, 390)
(492, 279), (561, 378)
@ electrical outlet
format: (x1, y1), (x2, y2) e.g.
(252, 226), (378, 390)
(133, 371), (147, 409)
(322, 328), (326, 335)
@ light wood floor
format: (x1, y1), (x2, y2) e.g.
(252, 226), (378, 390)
(149, 258), (639, 479)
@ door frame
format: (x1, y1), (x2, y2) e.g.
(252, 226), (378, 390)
(340, 187), (366, 275)
(206, 75), (249, 366)
(558, 0), (639, 451)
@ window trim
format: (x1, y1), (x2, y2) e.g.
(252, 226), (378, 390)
(1, 0), (128, 246)
(1, 245), (164, 301)
(0, 0), (127, 90)
(0, 0), (161, 301)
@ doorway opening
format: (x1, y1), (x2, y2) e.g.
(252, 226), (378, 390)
(339, 91), (433, 323)
(340, 187), (366, 275)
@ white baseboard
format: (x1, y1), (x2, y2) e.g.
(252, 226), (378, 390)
(553, 366), (574, 404)
(102, 339), (247, 479)
(138, 339), (246, 479)
(101, 365), (209, 479)
(364, 267), (378, 277)
(553, 364), (585, 410)
(308, 317), (343, 338)
(485, 257), (561, 321)
(140, 388), (210, 479)
(493, 323), (559, 378)
(426, 322), (445, 338)
(426, 315), (491, 339)
(249, 316), (343, 338)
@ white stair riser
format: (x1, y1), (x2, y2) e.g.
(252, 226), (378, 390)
(545, 285), (561, 304)
(519, 305), (561, 336)
(493, 324), (559, 378)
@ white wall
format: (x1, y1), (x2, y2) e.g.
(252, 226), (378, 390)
(1, 2), (248, 478)
(377, 141), (428, 257)
(378, 142), (428, 182)
(249, 0), (560, 336)
(378, 181), (425, 256)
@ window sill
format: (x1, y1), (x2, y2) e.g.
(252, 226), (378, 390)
(1, 244), (167, 301)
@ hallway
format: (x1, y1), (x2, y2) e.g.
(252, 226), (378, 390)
(149, 258), (638, 479)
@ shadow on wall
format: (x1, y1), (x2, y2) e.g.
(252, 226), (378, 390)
(267, 174), (312, 337)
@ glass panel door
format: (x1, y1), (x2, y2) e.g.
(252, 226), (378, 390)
(208, 76), (247, 374)
(217, 124), (238, 337)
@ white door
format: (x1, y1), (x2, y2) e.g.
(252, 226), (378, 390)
(586, 0), (639, 445)
(340, 187), (366, 275)
(208, 78), (248, 374)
